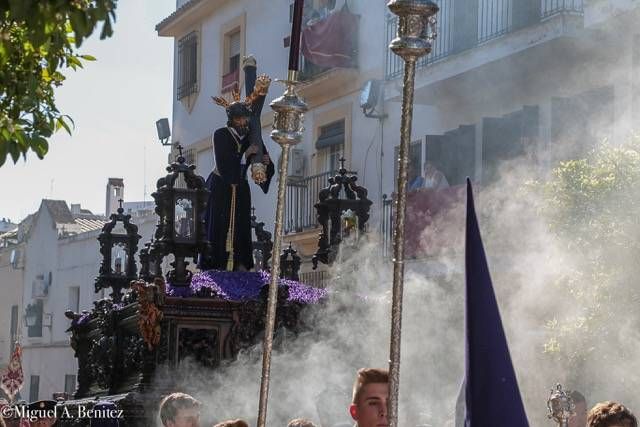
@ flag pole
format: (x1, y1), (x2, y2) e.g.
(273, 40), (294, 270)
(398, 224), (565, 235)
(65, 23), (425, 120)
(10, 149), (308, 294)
(386, 2), (438, 426)
(256, 1), (307, 426)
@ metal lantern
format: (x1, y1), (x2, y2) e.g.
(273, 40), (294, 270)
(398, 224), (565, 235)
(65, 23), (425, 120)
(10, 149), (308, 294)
(312, 158), (372, 269)
(150, 145), (210, 286)
(24, 303), (39, 327)
(95, 199), (141, 302)
(280, 243), (301, 281)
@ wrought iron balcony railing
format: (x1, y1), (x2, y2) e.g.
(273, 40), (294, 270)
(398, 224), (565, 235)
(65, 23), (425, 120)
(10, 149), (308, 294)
(385, 0), (584, 80)
(285, 170), (357, 234)
(285, 171), (333, 234)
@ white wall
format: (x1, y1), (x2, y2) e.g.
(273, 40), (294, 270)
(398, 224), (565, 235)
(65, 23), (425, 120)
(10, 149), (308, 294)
(0, 244), (24, 373)
(20, 210), (159, 401)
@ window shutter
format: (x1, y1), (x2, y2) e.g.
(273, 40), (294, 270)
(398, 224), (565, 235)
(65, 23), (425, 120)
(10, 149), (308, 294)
(230, 32), (241, 57)
(315, 120), (345, 149)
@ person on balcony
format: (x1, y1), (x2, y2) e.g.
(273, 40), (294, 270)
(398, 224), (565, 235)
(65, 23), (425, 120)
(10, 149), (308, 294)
(203, 57), (274, 272)
(422, 161), (449, 191)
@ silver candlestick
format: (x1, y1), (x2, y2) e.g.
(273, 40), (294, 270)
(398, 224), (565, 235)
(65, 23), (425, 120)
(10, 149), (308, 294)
(256, 69), (307, 427)
(386, 1), (438, 426)
(548, 384), (575, 427)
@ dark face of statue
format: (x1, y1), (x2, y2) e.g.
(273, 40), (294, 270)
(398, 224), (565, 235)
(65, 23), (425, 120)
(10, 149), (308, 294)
(226, 102), (252, 137)
(230, 116), (250, 137)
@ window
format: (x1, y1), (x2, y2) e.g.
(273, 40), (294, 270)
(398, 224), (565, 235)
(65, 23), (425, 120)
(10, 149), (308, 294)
(10, 305), (18, 353)
(29, 375), (39, 401)
(68, 287), (80, 313)
(222, 29), (242, 93)
(64, 375), (76, 395)
(177, 31), (198, 100)
(326, 144), (343, 173)
(228, 31), (241, 74)
(316, 120), (345, 173)
(427, 125), (476, 186)
(27, 300), (43, 338)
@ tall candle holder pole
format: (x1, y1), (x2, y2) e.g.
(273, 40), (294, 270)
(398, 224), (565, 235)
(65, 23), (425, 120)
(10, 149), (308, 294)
(256, 1), (307, 426)
(386, 1), (438, 426)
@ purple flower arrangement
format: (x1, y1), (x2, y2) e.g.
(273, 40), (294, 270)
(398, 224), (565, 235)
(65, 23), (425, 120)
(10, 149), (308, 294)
(166, 270), (327, 305)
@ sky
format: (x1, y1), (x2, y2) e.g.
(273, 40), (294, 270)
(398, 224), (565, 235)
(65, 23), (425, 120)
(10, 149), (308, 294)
(0, 0), (176, 223)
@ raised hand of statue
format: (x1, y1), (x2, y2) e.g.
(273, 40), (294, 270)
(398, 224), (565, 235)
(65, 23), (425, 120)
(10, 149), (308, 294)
(254, 74), (271, 96)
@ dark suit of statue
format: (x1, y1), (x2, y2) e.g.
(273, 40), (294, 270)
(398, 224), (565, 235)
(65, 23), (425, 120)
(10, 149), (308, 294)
(202, 61), (274, 271)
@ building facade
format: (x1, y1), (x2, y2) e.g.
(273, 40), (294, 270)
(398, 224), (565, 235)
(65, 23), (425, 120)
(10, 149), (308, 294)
(157, 0), (640, 266)
(0, 176), (161, 401)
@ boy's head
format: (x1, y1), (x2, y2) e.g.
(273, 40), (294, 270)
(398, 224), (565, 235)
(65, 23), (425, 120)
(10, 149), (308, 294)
(349, 368), (389, 427)
(287, 418), (317, 427)
(212, 420), (249, 427)
(569, 390), (587, 427)
(588, 401), (637, 427)
(159, 393), (201, 427)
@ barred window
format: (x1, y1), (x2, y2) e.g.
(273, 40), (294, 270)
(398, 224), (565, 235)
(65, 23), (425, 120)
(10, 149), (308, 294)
(177, 31), (198, 100)
(222, 29), (242, 94)
(29, 375), (40, 401)
(228, 31), (241, 74)
(316, 119), (345, 173)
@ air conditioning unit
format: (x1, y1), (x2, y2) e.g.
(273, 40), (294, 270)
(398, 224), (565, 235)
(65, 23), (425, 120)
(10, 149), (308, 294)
(289, 149), (305, 178)
(32, 273), (50, 299)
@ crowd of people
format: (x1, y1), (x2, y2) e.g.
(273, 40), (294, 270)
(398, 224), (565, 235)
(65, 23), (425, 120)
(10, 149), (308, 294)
(0, 368), (636, 426)
(156, 368), (638, 427)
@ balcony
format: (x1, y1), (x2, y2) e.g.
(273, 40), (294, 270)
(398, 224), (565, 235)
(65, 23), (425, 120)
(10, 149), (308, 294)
(285, 171), (334, 235)
(385, 0), (584, 80)
(285, 170), (358, 235)
(293, 4), (360, 102)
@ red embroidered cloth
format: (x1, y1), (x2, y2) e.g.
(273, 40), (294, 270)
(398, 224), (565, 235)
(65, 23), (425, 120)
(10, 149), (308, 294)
(1, 343), (24, 401)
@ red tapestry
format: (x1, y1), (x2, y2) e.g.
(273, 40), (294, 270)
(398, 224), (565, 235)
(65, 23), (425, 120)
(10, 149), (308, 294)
(301, 8), (358, 68)
(404, 184), (466, 259)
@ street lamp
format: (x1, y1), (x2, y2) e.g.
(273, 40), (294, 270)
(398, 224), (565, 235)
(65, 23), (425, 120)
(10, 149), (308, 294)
(24, 304), (38, 327)
(156, 118), (171, 146)
(23, 304), (52, 331)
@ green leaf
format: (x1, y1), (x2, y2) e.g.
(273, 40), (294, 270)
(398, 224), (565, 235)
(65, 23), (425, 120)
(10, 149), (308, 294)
(0, 141), (7, 167)
(8, 140), (20, 163)
(80, 54), (96, 61)
(58, 116), (73, 135)
(100, 18), (113, 39)
(32, 136), (48, 158)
